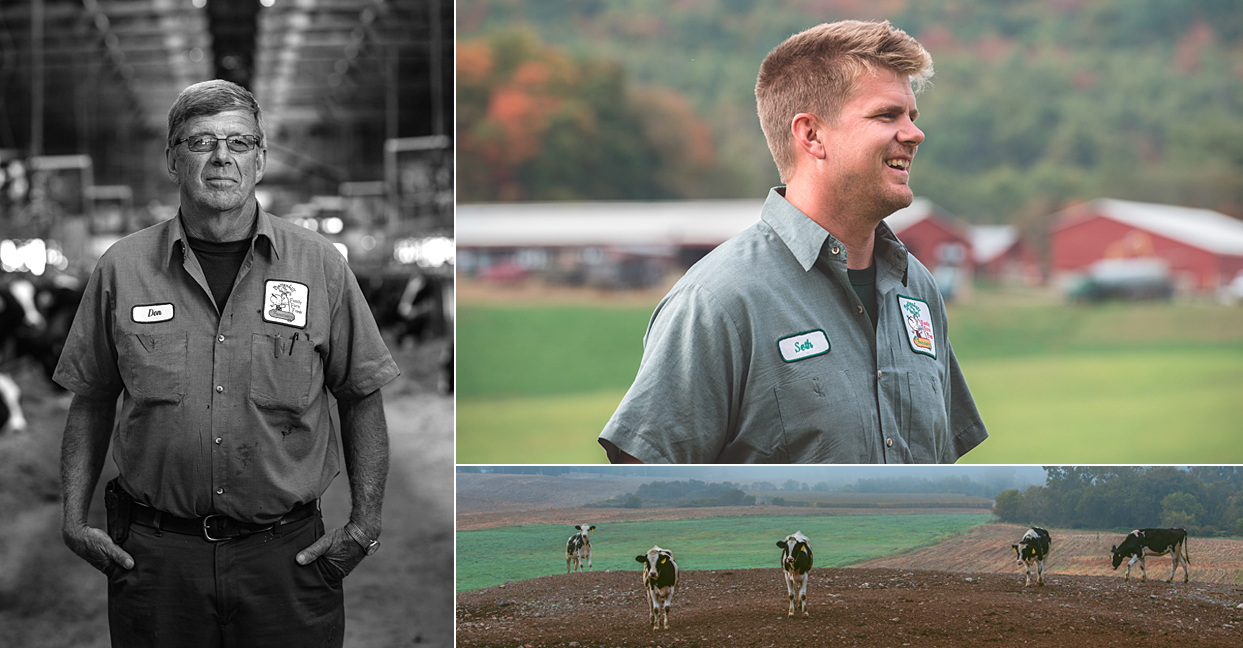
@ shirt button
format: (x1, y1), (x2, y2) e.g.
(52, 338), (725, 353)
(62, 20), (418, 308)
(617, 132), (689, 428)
(215, 385), (224, 393)
(216, 488), (224, 495)
(877, 370), (883, 378)
(217, 335), (225, 343)
(214, 437), (222, 445)
(831, 246), (841, 255)
(886, 438), (894, 447)
(857, 305), (864, 314)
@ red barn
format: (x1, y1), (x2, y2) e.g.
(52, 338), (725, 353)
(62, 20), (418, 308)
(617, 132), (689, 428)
(1050, 199), (1243, 292)
(883, 198), (973, 269)
(971, 225), (1042, 285)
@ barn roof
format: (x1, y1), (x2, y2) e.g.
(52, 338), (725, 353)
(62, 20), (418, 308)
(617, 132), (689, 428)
(971, 225), (1020, 264)
(882, 198), (969, 239)
(456, 200), (763, 248)
(1056, 199), (1243, 256)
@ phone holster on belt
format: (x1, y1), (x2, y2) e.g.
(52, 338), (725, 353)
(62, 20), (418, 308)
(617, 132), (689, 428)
(104, 478), (132, 545)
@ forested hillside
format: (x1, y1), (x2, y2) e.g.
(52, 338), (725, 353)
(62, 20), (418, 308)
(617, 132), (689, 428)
(458, 0), (1243, 227)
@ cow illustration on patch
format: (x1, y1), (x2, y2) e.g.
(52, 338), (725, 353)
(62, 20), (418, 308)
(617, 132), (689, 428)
(897, 295), (936, 358)
(263, 280), (309, 328)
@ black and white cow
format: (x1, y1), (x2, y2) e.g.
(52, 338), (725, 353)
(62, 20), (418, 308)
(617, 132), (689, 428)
(777, 531), (813, 617)
(0, 372), (26, 434)
(565, 524), (595, 573)
(1111, 528), (1191, 583)
(1011, 527), (1051, 586)
(636, 546), (678, 631)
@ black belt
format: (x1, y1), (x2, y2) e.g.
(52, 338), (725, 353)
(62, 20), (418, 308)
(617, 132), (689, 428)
(130, 500), (318, 542)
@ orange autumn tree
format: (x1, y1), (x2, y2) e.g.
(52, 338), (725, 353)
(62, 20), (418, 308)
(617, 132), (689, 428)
(457, 30), (730, 202)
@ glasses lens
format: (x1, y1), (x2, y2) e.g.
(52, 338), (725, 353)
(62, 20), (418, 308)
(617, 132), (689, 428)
(186, 136), (217, 152)
(226, 136), (257, 152)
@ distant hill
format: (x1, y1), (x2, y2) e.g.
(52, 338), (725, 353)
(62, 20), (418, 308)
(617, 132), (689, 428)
(458, 0), (1243, 224)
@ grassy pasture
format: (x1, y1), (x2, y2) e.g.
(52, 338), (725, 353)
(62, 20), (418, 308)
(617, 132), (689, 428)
(455, 512), (993, 592)
(456, 291), (1243, 464)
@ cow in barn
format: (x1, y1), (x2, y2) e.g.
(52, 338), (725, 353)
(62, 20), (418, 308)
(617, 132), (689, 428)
(1011, 527), (1051, 586)
(636, 546), (678, 631)
(0, 372), (26, 434)
(777, 531), (813, 617)
(565, 524), (595, 573)
(1110, 528), (1191, 583)
(0, 273), (82, 386)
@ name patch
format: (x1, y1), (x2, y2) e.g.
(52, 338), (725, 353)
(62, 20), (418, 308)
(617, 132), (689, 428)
(897, 295), (937, 358)
(131, 303), (174, 323)
(778, 330), (830, 363)
(263, 280), (309, 328)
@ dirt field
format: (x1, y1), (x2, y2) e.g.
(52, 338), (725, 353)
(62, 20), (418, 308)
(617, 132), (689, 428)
(456, 567), (1243, 648)
(456, 474), (1243, 647)
(0, 333), (453, 648)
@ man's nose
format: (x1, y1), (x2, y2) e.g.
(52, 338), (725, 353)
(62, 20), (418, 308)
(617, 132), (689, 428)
(901, 119), (925, 146)
(208, 141), (234, 163)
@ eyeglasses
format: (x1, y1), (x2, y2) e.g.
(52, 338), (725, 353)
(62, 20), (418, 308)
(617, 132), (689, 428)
(174, 134), (262, 153)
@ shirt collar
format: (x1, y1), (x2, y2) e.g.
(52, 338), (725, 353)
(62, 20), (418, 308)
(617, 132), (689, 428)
(165, 201), (279, 263)
(760, 186), (909, 283)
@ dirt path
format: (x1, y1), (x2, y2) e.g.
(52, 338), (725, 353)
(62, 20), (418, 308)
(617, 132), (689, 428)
(0, 333), (453, 648)
(456, 567), (1243, 648)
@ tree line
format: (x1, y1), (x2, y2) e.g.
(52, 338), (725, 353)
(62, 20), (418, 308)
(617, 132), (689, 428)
(993, 466), (1243, 537)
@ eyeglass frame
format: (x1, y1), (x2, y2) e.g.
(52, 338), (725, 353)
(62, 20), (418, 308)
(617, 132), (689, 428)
(172, 134), (263, 154)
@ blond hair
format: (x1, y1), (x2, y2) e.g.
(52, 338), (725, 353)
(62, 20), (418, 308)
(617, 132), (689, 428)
(756, 20), (933, 182)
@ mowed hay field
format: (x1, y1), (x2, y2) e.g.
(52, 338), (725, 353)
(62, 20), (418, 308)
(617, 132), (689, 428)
(456, 281), (1243, 464)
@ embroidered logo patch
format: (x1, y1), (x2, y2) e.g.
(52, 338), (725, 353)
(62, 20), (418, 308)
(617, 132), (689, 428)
(897, 295), (936, 358)
(778, 330), (830, 363)
(263, 280), (308, 328)
(131, 303), (174, 323)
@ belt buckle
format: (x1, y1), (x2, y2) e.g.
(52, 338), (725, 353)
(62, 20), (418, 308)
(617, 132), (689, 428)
(202, 514), (231, 542)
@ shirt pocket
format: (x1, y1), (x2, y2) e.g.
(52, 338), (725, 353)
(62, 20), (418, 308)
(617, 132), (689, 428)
(249, 333), (315, 413)
(119, 332), (187, 405)
(902, 371), (949, 462)
(773, 370), (870, 462)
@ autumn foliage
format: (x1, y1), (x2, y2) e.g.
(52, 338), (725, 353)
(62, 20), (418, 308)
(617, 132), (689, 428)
(457, 31), (732, 202)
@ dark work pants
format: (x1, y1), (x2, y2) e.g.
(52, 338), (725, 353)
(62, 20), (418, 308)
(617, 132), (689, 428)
(104, 512), (345, 648)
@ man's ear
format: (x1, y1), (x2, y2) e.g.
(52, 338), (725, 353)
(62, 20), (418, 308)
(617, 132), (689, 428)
(165, 147), (179, 183)
(791, 113), (828, 161)
(254, 146), (267, 184)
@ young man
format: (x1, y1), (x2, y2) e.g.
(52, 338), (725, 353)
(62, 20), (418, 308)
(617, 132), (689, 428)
(598, 20), (987, 464)
(55, 80), (399, 646)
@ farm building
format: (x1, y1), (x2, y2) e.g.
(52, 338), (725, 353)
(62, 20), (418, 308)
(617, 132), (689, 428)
(1050, 198), (1243, 292)
(456, 200), (762, 288)
(971, 225), (1042, 285)
(883, 198), (974, 298)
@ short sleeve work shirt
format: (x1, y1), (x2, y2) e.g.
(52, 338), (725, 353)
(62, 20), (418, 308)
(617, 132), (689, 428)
(598, 188), (987, 464)
(54, 207), (400, 523)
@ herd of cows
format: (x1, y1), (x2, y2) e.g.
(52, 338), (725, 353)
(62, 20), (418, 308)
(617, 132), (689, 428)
(563, 524), (1195, 631)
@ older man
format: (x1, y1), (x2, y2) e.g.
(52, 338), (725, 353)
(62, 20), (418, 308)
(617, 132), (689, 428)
(55, 79), (399, 647)
(599, 20), (987, 463)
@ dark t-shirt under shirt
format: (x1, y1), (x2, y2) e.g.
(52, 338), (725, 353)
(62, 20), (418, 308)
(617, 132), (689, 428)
(186, 236), (250, 312)
(847, 263), (878, 330)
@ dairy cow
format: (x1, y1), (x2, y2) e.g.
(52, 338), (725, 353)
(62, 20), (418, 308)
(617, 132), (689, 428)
(1011, 527), (1051, 586)
(635, 546), (678, 631)
(0, 372), (26, 434)
(777, 531), (813, 617)
(565, 524), (595, 573)
(1110, 528), (1190, 583)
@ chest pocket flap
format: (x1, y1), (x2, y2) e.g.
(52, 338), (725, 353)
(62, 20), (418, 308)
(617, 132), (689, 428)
(120, 332), (187, 405)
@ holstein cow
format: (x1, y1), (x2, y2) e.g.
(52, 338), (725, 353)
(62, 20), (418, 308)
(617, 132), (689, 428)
(565, 524), (595, 573)
(1111, 528), (1191, 583)
(1011, 527), (1051, 586)
(636, 546), (678, 631)
(0, 372), (26, 434)
(777, 531), (813, 617)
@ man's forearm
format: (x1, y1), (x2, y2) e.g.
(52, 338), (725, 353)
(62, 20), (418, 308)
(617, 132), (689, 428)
(60, 394), (117, 529)
(337, 388), (389, 539)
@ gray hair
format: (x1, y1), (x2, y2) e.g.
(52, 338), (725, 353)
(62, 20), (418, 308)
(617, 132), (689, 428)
(166, 79), (266, 148)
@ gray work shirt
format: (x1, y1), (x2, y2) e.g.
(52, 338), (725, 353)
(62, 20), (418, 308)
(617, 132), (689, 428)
(598, 188), (987, 463)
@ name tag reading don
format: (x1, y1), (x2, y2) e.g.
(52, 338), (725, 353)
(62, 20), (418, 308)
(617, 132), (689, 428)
(132, 303), (174, 323)
(778, 330), (830, 363)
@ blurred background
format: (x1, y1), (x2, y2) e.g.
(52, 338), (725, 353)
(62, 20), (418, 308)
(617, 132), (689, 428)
(0, 1), (453, 646)
(455, 0), (1243, 464)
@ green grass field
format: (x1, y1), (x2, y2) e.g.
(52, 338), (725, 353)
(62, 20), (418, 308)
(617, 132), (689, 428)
(455, 512), (993, 591)
(457, 292), (1243, 464)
